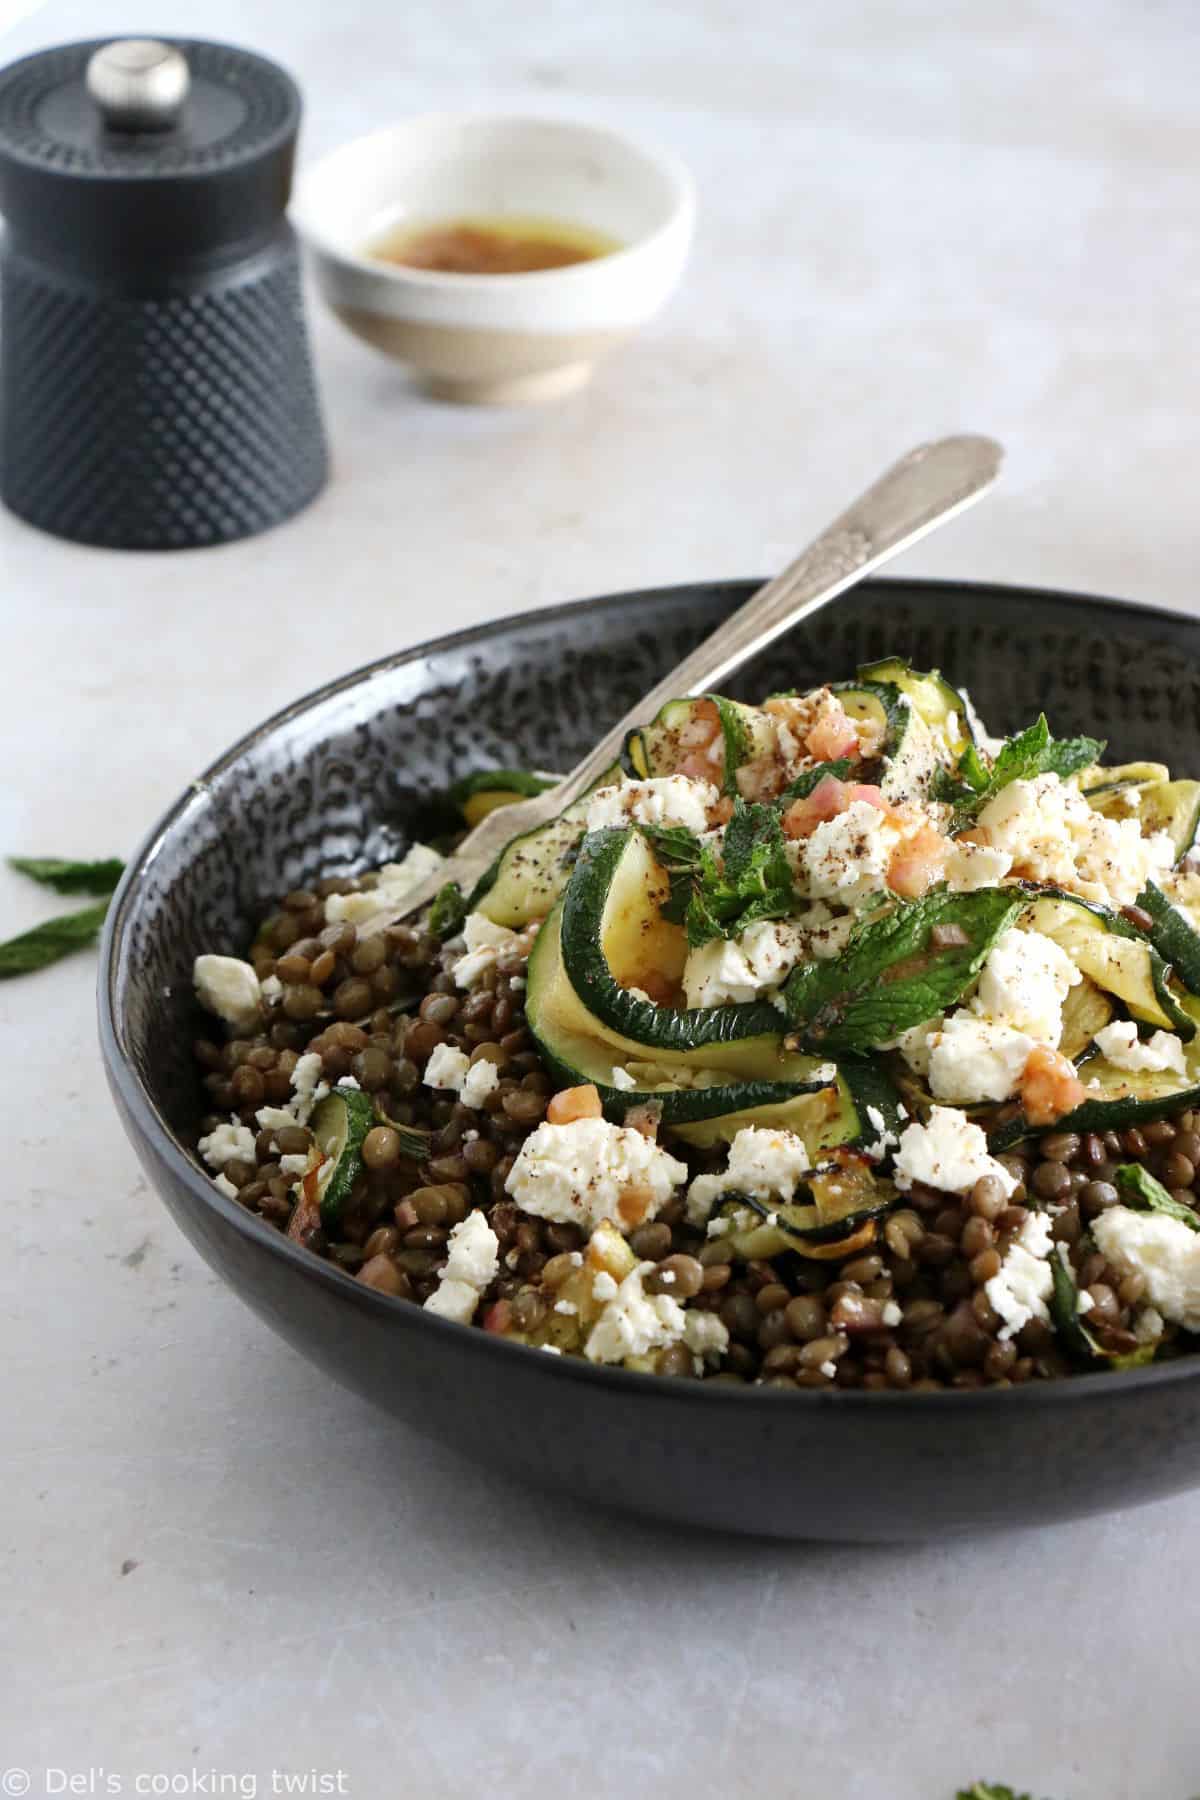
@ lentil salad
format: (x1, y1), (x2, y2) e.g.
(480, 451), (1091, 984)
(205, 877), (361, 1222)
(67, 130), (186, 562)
(190, 658), (1200, 1391)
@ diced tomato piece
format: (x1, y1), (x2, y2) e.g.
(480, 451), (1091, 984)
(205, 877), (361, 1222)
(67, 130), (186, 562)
(887, 823), (950, 898)
(782, 774), (851, 839)
(1019, 1046), (1086, 1127)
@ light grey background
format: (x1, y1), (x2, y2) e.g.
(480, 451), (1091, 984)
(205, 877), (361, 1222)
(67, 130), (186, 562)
(1, 3), (1198, 1797)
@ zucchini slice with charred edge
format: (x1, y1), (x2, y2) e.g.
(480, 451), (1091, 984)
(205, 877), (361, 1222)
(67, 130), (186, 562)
(832, 679), (941, 804)
(1136, 881), (1200, 997)
(1138, 780), (1200, 864)
(468, 758), (623, 928)
(989, 1050), (1200, 1150)
(1024, 893), (1195, 1040)
(1049, 1244), (1158, 1369)
(622, 695), (775, 796)
(709, 1161), (897, 1260)
(310, 1087), (375, 1230)
(856, 657), (973, 760)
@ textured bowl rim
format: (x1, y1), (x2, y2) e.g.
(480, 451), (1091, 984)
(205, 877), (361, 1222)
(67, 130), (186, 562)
(292, 110), (696, 293)
(98, 574), (1200, 1415)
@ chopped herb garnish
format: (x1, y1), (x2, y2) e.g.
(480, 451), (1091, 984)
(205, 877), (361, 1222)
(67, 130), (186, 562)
(1114, 1162), (1200, 1230)
(782, 887), (1022, 1052)
(428, 880), (469, 940)
(949, 716), (1105, 829)
(685, 799), (797, 948)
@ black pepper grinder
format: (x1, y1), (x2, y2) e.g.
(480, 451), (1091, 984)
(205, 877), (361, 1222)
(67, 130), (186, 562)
(0, 36), (328, 549)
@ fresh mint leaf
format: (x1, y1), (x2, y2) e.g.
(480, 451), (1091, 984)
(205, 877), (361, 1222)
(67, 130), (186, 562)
(780, 758), (855, 802)
(9, 855), (124, 896)
(685, 800), (796, 948)
(932, 747), (991, 807)
(956, 1785), (1039, 1800)
(0, 898), (111, 978)
(428, 880), (468, 940)
(1115, 1163), (1200, 1230)
(950, 716), (1105, 829)
(636, 824), (705, 925)
(782, 888), (1022, 1051)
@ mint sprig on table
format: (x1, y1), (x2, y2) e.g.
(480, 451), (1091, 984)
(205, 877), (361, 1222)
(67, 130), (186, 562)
(945, 715), (1105, 829)
(1, 856), (124, 978)
(782, 887), (1023, 1051)
(956, 1784), (1046, 1800)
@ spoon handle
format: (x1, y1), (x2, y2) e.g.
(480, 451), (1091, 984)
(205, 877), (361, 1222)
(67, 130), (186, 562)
(549, 433), (1003, 810)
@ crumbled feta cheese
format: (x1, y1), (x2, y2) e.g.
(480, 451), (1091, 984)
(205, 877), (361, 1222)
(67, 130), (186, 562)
(323, 843), (445, 925)
(255, 1105), (296, 1132)
(1094, 1021), (1186, 1075)
(682, 918), (806, 1008)
(424, 1043), (471, 1091)
(984, 1211), (1055, 1340)
(943, 841), (1013, 892)
(336, 1075), (361, 1090)
(505, 1117), (687, 1233)
(452, 911), (524, 989)
(213, 1172), (239, 1200)
(584, 1262), (687, 1363)
(609, 1066), (637, 1092)
(442, 1209), (500, 1289)
(972, 927), (1080, 1045)
(927, 1013), (1035, 1103)
(893, 1105), (1017, 1197)
(802, 800), (898, 906)
(197, 1120), (257, 1170)
(585, 775), (718, 836)
(1134, 1305), (1165, 1344)
(894, 1017), (940, 1076)
(686, 1126), (811, 1225)
(682, 1311), (729, 1363)
(1076, 1288), (1095, 1315)
(422, 1210), (500, 1325)
(819, 1360), (838, 1378)
(193, 955), (262, 1032)
(423, 1279), (481, 1325)
(591, 1269), (619, 1301)
(290, 1051), (327, 1123)
(881, 1300), (902, 1327)
(976, 773), (1173, 909)
(261, 973), (284, 1005)
(554, 1299), (577, 1315)
(461, 1059), (500, 1108)
(1093, 1206), (1200, 1331)
(279, 1153), (310, 1178)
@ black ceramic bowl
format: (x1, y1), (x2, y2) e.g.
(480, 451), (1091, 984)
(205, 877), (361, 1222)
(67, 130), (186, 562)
(100, 578), (1200, 1541)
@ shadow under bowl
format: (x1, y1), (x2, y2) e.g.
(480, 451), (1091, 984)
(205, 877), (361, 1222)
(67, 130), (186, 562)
(100, 576), (1200, 1540)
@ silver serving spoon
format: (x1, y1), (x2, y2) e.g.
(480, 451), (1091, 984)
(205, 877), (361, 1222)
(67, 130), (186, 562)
(385, 433), (1003, 923)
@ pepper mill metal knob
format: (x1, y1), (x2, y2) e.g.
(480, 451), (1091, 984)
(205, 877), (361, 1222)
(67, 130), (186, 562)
(0, 35), (328, 549)
(85, 38), (190, 132)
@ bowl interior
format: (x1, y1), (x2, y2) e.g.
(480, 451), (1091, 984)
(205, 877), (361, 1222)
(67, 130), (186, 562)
(107, 576), (1200, 1162)
(295, 116), (687, 266)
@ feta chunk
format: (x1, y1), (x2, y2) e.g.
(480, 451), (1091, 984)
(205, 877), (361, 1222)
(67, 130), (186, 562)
(289, 1051), (327, 1124)
(893, 1105), (1017, 1197)
(1093, 1206), (1200, 1331)
(681, 918), (806, 1008)
(972, 927), (1080, 1046)
(193, 955), (262, 1032)
(197, 1120), (257, 1170)
(452, 911), (524, 989)
(802, 800), (898, 906)
(927, 1013), (1034, 1103)
(442, 1210), (500, 1289)
(505, 1117), (688, 1233)
(461, 1059), (500, 1108)
(422, 1211), (500, 1326)
(213, 1172), (239, 1200)
(323, 843), (445, 925)
(609, 1066), (637, 1092)
(584, 1262), (687, 1363)
(985, 1211), (1056, 1339)
(943, 841), (1013, 892)
(261, 973), (284, 1005)
(686, 1126), (811, 1225)
(682, 1310), (730, 1366)
(1094, 1021), (1186, 1075)
(585, 775), (718, 836)
(976, 773), (1173, 909)
(424, 1043), (471, 1091)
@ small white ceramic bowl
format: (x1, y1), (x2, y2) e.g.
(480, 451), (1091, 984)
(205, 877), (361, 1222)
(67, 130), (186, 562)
(292, 113), (695, 404)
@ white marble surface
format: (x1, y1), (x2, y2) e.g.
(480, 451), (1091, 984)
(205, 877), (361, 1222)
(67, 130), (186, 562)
(2, 3), (1199, 1797)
